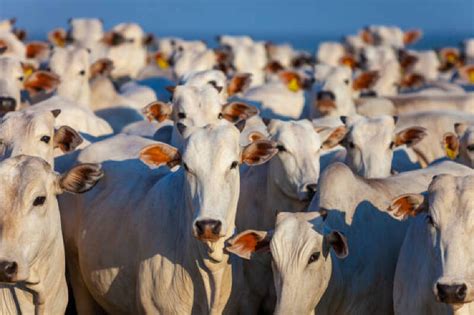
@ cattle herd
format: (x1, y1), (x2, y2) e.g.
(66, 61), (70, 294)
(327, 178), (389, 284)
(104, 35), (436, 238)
(0, 17), (474, 315)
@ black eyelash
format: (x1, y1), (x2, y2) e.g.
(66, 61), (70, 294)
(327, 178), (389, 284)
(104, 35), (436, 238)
(33, 196), (46, 206)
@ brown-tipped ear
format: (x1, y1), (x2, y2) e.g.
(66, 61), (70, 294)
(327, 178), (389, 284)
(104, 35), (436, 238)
(248, 131), (266, 143)
(360, 28), (374, 44)
(165, 85), (176, 95)
(241, 140), (278, 166)
(139, 143), (181, 168)
(227, 73), (252, 96)
(279, 71), (302, 92)
(102, 31), (126, 46)
(443, 132), (460, 160)
(400, 73), (425, 89)
(23, 71), (60, 95)
(339, 54), (358, 70)
(143, 33), (154, 46)
(221, 102), (258, 123)
(25, 41), (50, 60)
(142, 101), (172, 123)
(226, 230), (271, 259)
(403, 29), (422, 46)
(323, 231), (349, 259)
(90, 58), (114, 79)
(352, 71), (379, 91)
(388, 193), (427, 219)
(59, 163), (104, 194)
(315, 98), (337, 116)
(394, 127), (427, 148)
(54, 126), (83, 153)
(458, 65), (474, 84)
(264, 61), (284, 74)
(48, 28), (67, 47)
(439, 47), (461, 67)
(454, 123), (468, 137)
(13, 28), (26, 42)
(317, 126), (348, 150)
(0, 44), (7, 55)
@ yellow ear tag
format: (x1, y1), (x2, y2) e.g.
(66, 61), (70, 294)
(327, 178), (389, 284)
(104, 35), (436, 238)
(445, 144), (457, 160)
(468, 70), (474, 84)
(156, 56), (169, 69)
(446, 53), (457, 63)
(23, 67), (33, 79)
(287, 77), (300, 92)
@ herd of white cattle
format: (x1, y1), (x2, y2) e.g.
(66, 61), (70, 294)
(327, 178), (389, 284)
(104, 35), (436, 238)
(0, 17), (473, 315)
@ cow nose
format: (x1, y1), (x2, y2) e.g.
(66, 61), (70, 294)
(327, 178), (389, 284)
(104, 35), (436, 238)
(0, 261), (18, 283)
(360, 90), (377, 97)
(317, 91), (335, 101)
(436, 283), (467, 304)
(0, 97), (16, 115)
(195, 219), (222, 239)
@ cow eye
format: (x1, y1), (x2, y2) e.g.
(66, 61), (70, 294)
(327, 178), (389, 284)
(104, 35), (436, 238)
(183, 162), (189, 172)
(33, 196), (46, 206)
(218, 113), (224, 119)
(467, 144), (474, 152)
(426, 215), (435, 226)
(18, 76), (24, 82)
(308, 252), (320, 264)
(344, 79), (350, 85)
(230, 161), (239, 169)
(40, 135), (51, 144)
(177, 112), (186, 119)
(348, 141), (355, 149)
(79, 70), (86, 76)
(390, 141), (395, 149)
(277, 144), (286, 152)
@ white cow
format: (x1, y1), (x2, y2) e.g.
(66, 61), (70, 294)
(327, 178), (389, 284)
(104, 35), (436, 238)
(390, 174), (474, 314)
(0, 155), (103, 315)
(59, 122), (278, 314)
(443, 122), (474, 168)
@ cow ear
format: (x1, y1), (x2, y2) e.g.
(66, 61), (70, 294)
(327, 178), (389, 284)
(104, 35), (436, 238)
(47, 28), (67, 47)
(279, 71), (302, 92)
(248, 131), (267, 143)
(352, 71), (379, 91)
(23, 71), (60, 95)
(25, 41), (49, 60)
(394, 127), (427, 148)
(227, 73), (252, 96)
(323, 231), (348, 259)
(90, 58), (114, 79)
(241, 140), (278, 166)
(403, 29), (422, 46)
(360, 29), (374, 44)
(140, 143), (181, 168)
(454, 123), (468, 137)
(59, 163), (104, 194)
(458, 65), (474, 85)
(102, 31), (126, 46)
(54, 126), (83, 153)
(316, 126), (347, 150)
(142, 101), (172, 123)
(221, 102), (258, 123)
(226, 230), (271, 259)
(388, 193), (427, 220)
(443, 132), (460, 160)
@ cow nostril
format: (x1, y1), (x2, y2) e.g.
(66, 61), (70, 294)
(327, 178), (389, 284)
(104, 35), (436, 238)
(212, 221), (222, 235)
(437, 283), (447, 301)
(306, 183), (318, 199)
(457, 284), (467, 301)
(195, 219), (222, 237)
(0, 261), (18, 281)
(0, 97), (16, 115)
(195, 221), (205, 235)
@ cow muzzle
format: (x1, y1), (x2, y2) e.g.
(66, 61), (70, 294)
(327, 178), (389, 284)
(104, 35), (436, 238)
(194, 219), (223, 242)
(435, 281), (471, 306)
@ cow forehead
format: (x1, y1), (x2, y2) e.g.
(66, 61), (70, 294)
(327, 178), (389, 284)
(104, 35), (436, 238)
(51, 48), (89, 70)
(0, 57), (22, 76)
(1, 110), (54, 136)
(350, 116), (394, 144)
(271, 120), (320, 149)
(429, 175), (474, 220)
(0, 156), (52, 195)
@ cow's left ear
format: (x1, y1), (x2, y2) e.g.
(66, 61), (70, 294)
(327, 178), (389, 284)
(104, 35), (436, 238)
(388, 193), (427, 219)
(323, 231), (349, 259)
(316, 126), (348, 150)
(90, 58), (114, 79)
(227, 230), (272, 259)
(442, 132), (460, 160)
(48, 28), (67, 47)
(403, 29), (422, 46)
(140, 143), (181, 168)
(352, 71), (379, 91)
(23, 71), (60, 95)
(54, 126), (83, 153)
(221, 102), (258, 123)
(58, 163), (104, 194)
(394, 127), (427, 148)
(458, 65), (474, 85)
(241, 140), (278, 166)
(227, 73), (252, 96)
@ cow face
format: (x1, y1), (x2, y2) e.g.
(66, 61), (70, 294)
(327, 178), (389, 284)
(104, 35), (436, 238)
(140, 122), (277, 248)
(342, 115), (426, 178)
(268, 119), (346, 201)
(0, 156), (102, 284)
(444, 123), (474, 168)
(227, 211), (348, 315)
(0, 109), (82, 165)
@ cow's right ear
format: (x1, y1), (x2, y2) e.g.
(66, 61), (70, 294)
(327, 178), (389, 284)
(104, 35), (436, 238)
(54, 126), (83, 153)
(140, 143), (181, 168)
(47, 28), (67, 47)
(442, 132), (460, 160)
(142, 101), (172, 122)
(90, 58), (114, 79)
(241, 140), (278, 166)
(388, 193), (427, 220)
(227, 230), (272, 259)
(23, 71), (60, 95)
(58, 163), (104, 194)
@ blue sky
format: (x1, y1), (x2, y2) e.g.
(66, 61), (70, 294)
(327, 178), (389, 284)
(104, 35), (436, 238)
(1, 0), (473, 49)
